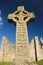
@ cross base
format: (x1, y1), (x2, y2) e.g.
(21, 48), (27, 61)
(11, 61), (37, 65)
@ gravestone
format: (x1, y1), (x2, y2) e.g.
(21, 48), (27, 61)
(8, 6), (35, 65)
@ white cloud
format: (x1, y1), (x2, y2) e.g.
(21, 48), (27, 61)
(0, 22), (3, 29)
(0, 10), (4, 29)
(0, 17), (3, 26)
(0, 22), (3, 26)
(0, 16), (2, 22)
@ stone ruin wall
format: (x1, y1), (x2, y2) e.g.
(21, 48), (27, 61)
(35, 37), (43, 61)
(0, 36), (16, 62)
(0, 36), (43, 62)
(29, 36), (43, 61)
(29, 38), (36, 62)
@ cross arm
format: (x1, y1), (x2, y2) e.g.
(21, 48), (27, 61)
(25, 12), (35, 23)
(8, 13), (18, 23)
(29, 12), (35, 18)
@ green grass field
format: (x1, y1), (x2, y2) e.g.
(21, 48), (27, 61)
(0, 62), (12, 65)
(0, 60), (43, 65)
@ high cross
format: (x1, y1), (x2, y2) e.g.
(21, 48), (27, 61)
(8, 6), (35, 65)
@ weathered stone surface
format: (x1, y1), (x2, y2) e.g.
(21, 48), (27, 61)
(11, 62), (38, 65)
(8, 6), (35, 65)
(29, 38), (36, 62)
(1, 36), (16, 62)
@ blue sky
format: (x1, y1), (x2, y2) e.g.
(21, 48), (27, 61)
(0, 0), (43, 44)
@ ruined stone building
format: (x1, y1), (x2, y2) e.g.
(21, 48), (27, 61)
(0, 36), (16, 62)
(0, 36), (43, 62)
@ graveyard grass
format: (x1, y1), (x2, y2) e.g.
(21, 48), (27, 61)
(0, 60), (43, 65)
(0, 62), (12, 65)
(36, 60), (43, 65)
